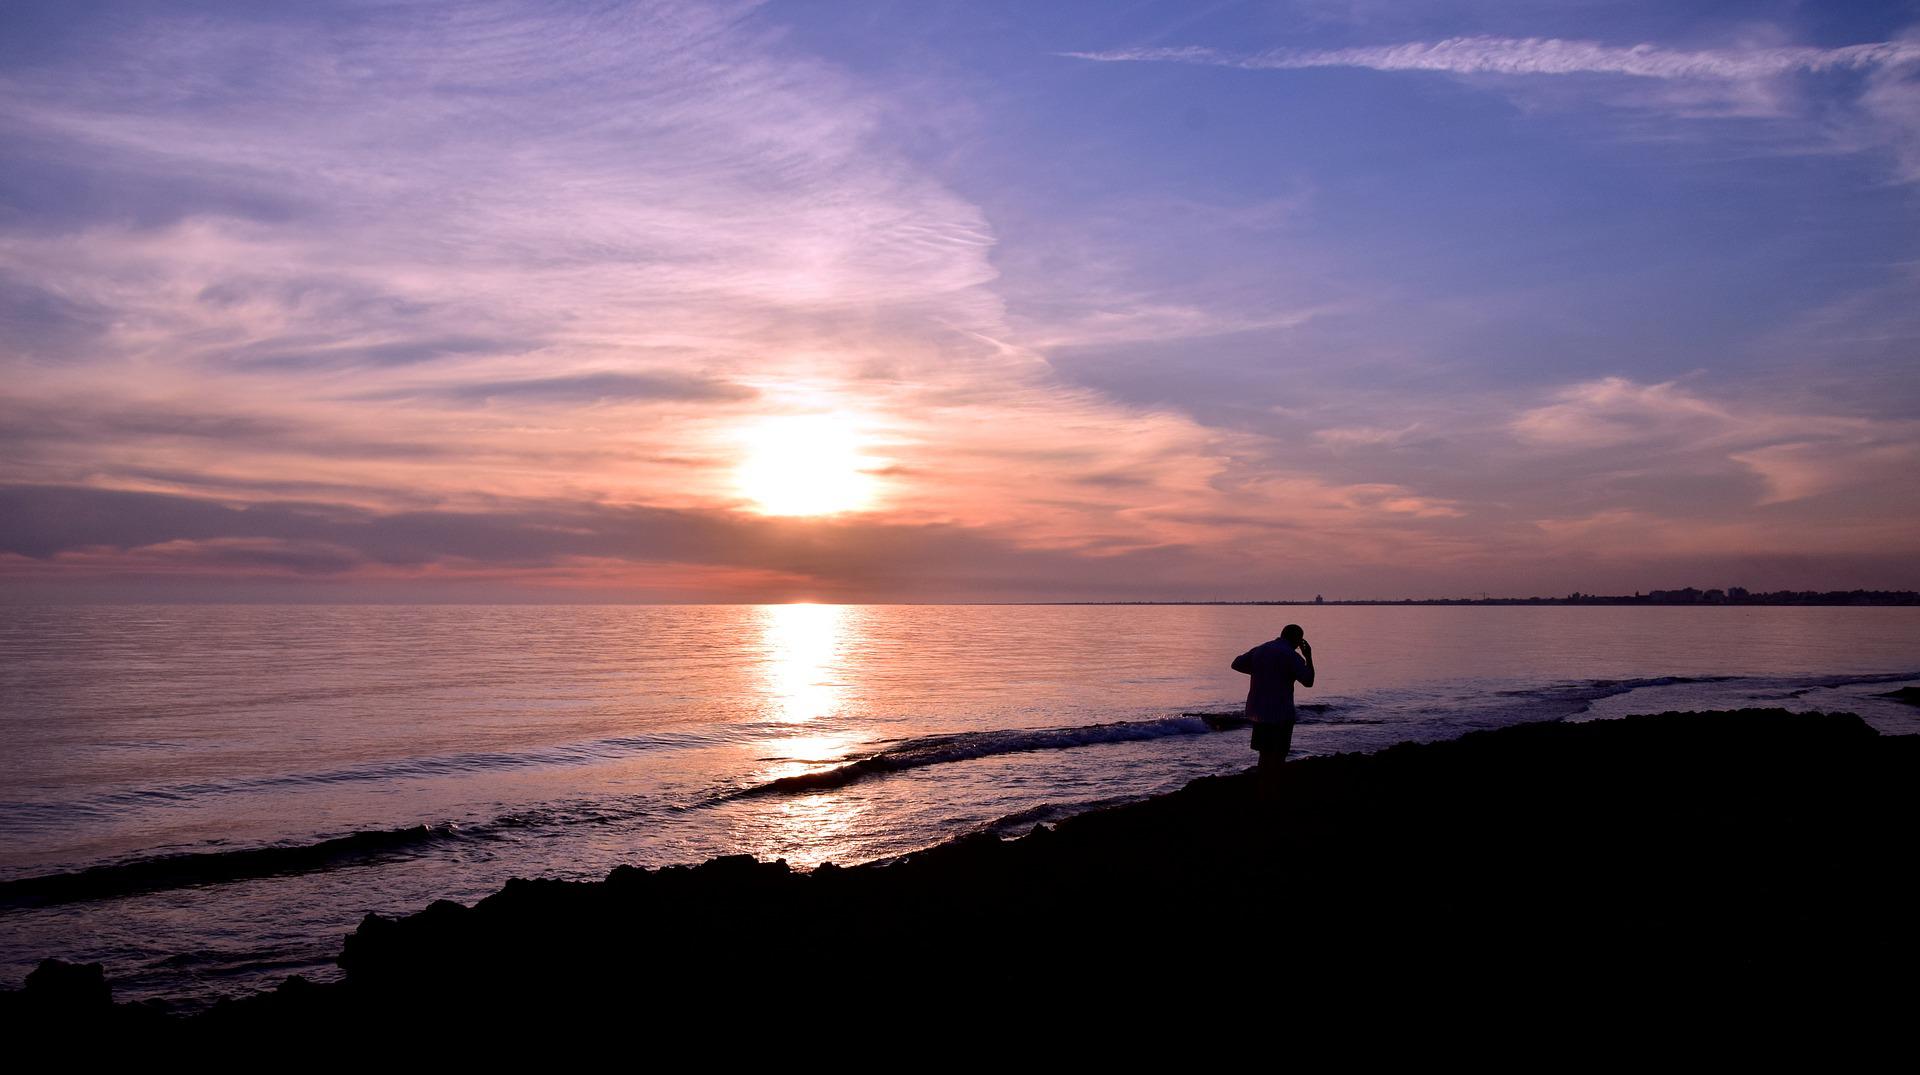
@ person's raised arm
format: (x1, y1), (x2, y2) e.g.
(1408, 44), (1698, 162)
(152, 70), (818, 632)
(1231, 648), (1256, 675)
(1295, 640), (1315, 688)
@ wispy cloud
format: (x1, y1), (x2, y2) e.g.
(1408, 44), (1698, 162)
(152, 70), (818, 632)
(1064, 36), (1920, 81)
(1067, 31), (1920, 179)
(1312, 423), (1424, 452)
(1511, 376), (1920, 507)
(1510, 377), (1729, 450)
(356, 372), (759, 407)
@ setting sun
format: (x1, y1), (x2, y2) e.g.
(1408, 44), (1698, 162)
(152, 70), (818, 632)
(734, 415), (880, 516)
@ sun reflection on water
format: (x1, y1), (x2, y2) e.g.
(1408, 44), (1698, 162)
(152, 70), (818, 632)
(761, 791), (871, 867)
(758, 602), (849, 724)
(734, 603), (875, 863)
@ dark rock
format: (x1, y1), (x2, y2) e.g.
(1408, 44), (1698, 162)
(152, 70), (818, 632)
(23, 959), (111, 1011)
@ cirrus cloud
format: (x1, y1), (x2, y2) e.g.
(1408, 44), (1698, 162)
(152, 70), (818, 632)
(1067, 31), (1920, 180)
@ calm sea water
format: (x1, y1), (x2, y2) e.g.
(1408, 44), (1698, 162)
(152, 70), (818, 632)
(2, 603), (1916, 1006)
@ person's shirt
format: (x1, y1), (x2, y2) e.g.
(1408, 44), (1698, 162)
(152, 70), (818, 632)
(1230, 639), (1311, 723)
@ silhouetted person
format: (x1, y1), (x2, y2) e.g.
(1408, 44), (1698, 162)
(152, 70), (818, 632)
(1231, 624), (1314, 778)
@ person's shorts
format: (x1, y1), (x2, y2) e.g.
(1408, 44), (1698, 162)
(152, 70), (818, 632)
(1250, 720), (1295, 755)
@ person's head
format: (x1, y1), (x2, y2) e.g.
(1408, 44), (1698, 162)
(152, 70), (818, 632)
(1279, 624), (1305, 648)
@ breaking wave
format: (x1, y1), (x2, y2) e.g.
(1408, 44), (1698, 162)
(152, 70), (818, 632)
(727, 707), (1327, 798)
(0, 824), (461, 910)
(0, 730), (716, 829)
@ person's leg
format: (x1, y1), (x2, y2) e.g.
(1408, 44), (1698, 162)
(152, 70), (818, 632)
(1254, 721), (1297, 762)
(1274, 718), (1296, 759)
(1256, 721), (1295, 798)
(1253, 721), (1287, 801)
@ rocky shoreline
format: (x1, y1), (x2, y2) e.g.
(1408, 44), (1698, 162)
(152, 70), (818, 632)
(5, 707), (1917, 1037)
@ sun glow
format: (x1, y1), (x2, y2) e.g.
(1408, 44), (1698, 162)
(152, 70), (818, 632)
(734, 415), (880, 516)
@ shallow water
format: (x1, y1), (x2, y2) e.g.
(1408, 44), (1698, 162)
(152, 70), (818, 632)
(2, 603), (1916, 1006)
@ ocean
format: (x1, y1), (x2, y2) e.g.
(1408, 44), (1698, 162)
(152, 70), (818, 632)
(2, 602), (1916, 1006)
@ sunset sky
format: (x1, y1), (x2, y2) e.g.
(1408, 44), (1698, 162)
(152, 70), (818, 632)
(3, 0), (1917, 601)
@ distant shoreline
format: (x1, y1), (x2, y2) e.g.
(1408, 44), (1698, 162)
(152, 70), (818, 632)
(7, 588), (1920, 607)
(1042, 589), (1920, 607)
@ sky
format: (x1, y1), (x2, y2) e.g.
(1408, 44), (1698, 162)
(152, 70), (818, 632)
(2, 0), (1917, 602)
